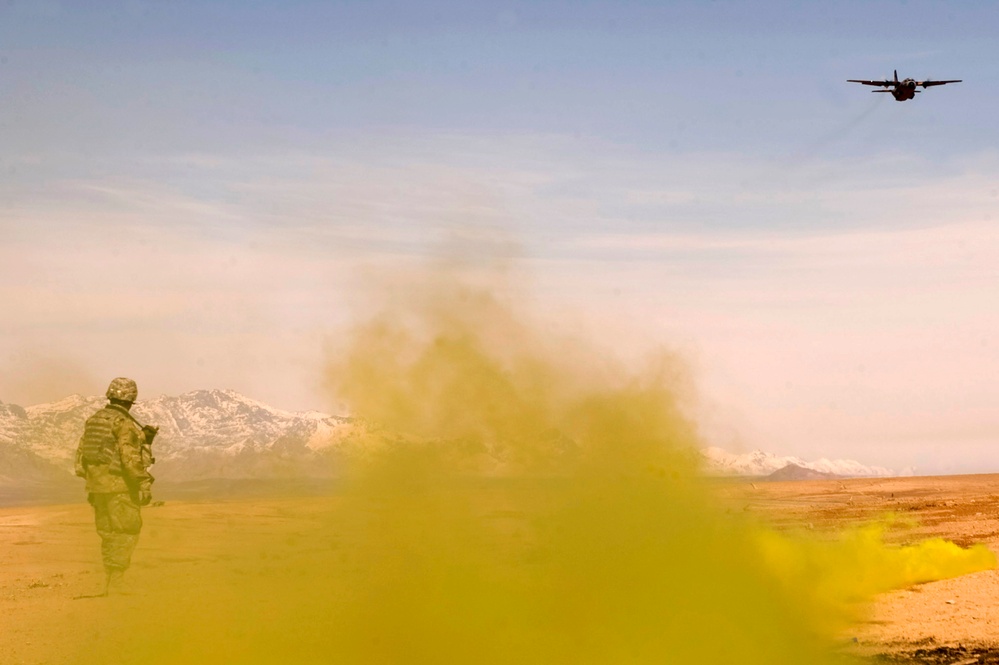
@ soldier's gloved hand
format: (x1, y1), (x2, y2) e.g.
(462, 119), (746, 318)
(142, 425), (159, 443)
(138, 489), (153, 506)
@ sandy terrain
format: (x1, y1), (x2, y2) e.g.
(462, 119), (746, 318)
(3, 475), (999, 664)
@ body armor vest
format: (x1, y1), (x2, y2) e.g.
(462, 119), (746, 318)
(80, 404), (140, 471)
(79, 407), (121, 465)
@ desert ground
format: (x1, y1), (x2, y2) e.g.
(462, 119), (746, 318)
(3, 475), (999, 664)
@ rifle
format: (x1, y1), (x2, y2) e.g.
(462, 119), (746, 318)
(141, 425), (159, 465)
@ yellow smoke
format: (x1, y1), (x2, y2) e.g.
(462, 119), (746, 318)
(757, 523), (997, 633)
(319, 266), (995, 663)
(327, 278), (701, 476)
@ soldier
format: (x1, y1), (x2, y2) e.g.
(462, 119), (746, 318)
(75, 377), (158, 595)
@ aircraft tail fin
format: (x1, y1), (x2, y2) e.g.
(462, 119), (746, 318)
(894, 69), (899, 83)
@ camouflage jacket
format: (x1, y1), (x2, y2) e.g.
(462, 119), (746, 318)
(75, 404), (154, 495)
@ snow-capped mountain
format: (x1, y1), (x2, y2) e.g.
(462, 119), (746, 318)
(0, 390), (897, 488)
(2, 389), (362, 483)
(701, 446), (895, 478)
(0, 399), (75, 496)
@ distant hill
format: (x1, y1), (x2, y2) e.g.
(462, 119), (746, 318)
(765, 463), (841, 482)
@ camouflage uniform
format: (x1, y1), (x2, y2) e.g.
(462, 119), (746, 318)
(75, 378), (155, 584)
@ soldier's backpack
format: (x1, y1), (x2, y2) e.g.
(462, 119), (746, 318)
(79, 407), (122, 465)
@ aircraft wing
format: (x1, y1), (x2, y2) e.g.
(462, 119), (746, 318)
(847, 79), (894, 87)
(918, 79), (962, 87)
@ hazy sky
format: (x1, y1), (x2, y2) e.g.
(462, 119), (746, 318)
(3, 0), (998, 474)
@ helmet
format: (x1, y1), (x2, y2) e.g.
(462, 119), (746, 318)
(106, 377), (138, 402)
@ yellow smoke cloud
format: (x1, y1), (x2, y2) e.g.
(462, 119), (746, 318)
(757, 523), (997, 634)
(320, 265), (996, 663)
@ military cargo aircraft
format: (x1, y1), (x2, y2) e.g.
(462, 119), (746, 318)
(847, 70), (961, 101)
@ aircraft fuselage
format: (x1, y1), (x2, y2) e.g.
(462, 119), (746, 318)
(891, 79), (918, 101)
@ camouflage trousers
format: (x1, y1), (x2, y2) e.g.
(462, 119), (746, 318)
(89, 492), (143, 573)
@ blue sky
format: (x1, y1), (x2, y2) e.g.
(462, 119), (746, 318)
(2, 0), (998, 473)
(4, 1), (992, 158)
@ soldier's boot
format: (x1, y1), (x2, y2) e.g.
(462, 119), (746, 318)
(103, 568), (126, 596)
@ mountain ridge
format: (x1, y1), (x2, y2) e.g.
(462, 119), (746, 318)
(1, 389), (361, 483)
(0, 390), (896, 486)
